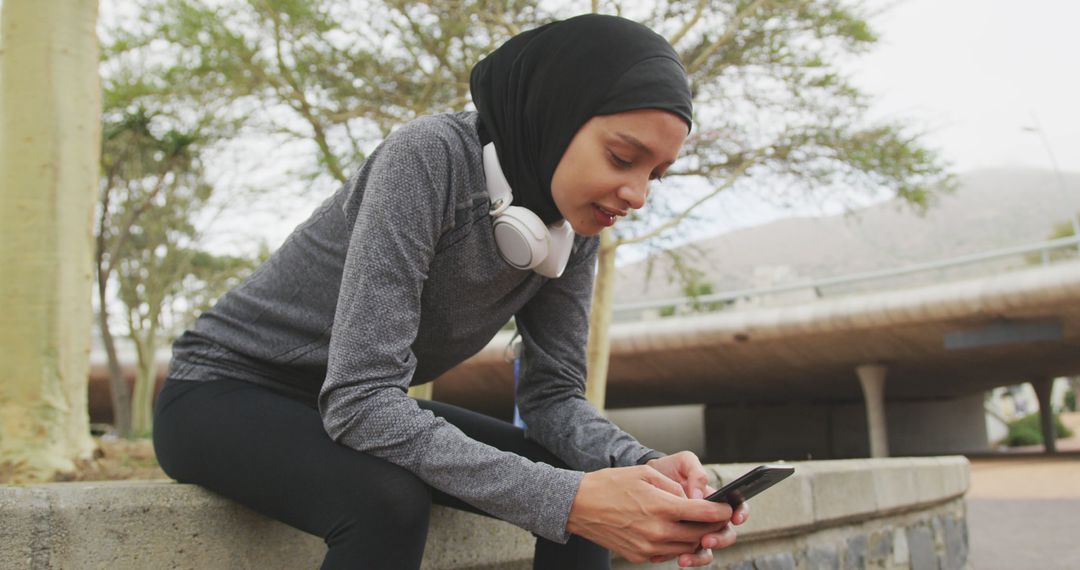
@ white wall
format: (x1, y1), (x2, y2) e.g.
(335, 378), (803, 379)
(702, 394), (991, 462)
(607, 405), (706, 458)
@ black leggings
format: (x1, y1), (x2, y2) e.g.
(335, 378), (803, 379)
(152, 378), (609, 570)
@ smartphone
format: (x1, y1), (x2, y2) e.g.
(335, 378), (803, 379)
(705, 464), (795, 507)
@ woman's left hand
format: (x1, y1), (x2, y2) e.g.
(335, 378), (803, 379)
(645, 451), (751, 567)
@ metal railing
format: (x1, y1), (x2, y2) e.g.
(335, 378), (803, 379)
(612, 234), (1080, 321)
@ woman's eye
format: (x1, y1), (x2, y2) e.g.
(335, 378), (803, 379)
(608, 151), (633, 169)
(650, 173), (664, 182)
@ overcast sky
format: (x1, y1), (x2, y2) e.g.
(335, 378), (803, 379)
(855, 0), (1080, 173)
(690, 0), (1080, 245)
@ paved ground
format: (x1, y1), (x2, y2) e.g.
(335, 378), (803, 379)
(966, 412), (1080, 569)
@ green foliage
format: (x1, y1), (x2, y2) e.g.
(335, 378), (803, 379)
(1003, 412), (1074, 447)
(1066, 386), (1076, 412)
(100, 104), (255, 340)
(1023, 212), (1079, 265)
(106, 0), (952, 234)
(653, 268), (731, 316)
(99, 0), (957, 407)
(96, 62), (262, 435)
(106, 0), (553, 184)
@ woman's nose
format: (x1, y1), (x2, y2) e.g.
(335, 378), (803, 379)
(616, 181), (648, 210)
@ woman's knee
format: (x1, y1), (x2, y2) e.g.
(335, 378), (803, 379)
(151, 398), (195, 483)
(327, 466), (433, 542)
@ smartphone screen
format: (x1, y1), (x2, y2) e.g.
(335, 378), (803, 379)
(705, 464), (795, 507)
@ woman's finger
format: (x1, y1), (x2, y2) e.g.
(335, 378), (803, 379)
(677, 547), (714, 568)
(672, 497), (732, 524)
(682, 459), (710, 497)
(698, 523), (738, 549)
(664, 520), (730, 544)
(641, 465), (687, 498)
(733, 502), (751, 525)
(643, 540), (707, 559)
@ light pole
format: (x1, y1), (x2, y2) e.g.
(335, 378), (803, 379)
(1022, 117), (1080, 253)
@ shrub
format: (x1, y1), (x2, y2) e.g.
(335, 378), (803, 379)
(1003, 412), (1074, 447)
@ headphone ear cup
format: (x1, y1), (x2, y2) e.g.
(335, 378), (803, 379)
(492, 206), (550, 270)
(533, 219), (574, 278)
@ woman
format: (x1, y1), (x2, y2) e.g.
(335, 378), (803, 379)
(154, 13), (748, 569)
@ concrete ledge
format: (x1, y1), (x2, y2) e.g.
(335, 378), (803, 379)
(706, 456), (969, 540)
(0, 481), (535, 570)
(0, 457), (969, 569)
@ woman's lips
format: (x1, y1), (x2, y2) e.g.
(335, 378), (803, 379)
(593, 205), (617, 227)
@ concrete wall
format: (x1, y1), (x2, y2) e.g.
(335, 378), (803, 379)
(616, 458), (971, 569)
(607, 404), (706, 457)
(0, 457), (969, 570)
(616, 498), (967, 570)
(702, 394), (991, 462)
(887, 395), (991, 456)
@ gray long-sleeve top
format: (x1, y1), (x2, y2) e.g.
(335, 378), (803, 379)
(167, 112), (659, 542)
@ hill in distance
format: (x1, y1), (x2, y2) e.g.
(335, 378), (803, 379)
(614, 168), (1080, 303)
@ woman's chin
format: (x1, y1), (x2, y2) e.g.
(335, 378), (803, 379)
(567, 220), (602, 237)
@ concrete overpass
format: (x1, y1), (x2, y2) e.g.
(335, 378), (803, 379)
(91, 236), (1080, 459)
(435, 237), (1080, 460)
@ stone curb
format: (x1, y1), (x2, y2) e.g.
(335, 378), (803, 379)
(705, 456), (969, 540)
(0, 457), (969, 569)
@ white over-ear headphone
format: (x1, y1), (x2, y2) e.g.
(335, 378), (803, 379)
(483, 143), (574, 278)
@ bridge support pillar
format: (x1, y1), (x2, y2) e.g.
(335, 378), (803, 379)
(1030, 377), (1058, 453)
(857, 364), (890, 458)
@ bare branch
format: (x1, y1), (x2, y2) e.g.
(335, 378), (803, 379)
(686, 0), (772, 74)
(97, 169), (119, 275)
(266, 6), (348, 182)
(480, 4), (520, 36)
(668, 0), (707, 47)
(342, 117), (365, 164)
(106, 154), (183, 266)
(615, 153), (759, 247)
(394, 6), (458, 77)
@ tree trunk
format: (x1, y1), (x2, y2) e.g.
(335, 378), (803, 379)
(0, 0), (101, 481)
(96, 268), (133, 437)
(408, 384), (434, 400)
(1070, 377), (1080, 411)
(585, 229), (618, 410)
(130, 334), (157, 436)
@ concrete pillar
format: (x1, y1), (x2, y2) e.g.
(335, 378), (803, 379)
(1031, 377), (1057, 453)
(857, 364), (890, 458)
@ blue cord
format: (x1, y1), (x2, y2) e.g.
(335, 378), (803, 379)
(513, 350), (526, 428)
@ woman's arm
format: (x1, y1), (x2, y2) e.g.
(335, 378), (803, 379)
(318, 119), (581, 543)
(513, 236), (661, 470)
(513, 250), (752, 565)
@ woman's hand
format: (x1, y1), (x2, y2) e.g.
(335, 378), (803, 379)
(646, 452), (713, 500)
(566, 465), (734, 565)
(645, 452), (751, 567)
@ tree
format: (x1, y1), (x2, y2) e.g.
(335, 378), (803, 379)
(97, 101), (260, 436)
(108, 0), (952, 411)
(105, 0), (553, 400)
(582, 0), (955, 406)
(0, 0), (101, 482)
(107, 0), (547, 188)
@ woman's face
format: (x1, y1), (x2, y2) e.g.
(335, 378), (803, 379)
(550, 108), (688, 236)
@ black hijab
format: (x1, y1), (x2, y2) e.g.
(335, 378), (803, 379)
(470, 14), (693, 225)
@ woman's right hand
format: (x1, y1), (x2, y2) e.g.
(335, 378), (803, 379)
(566, 465), (737, 565)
